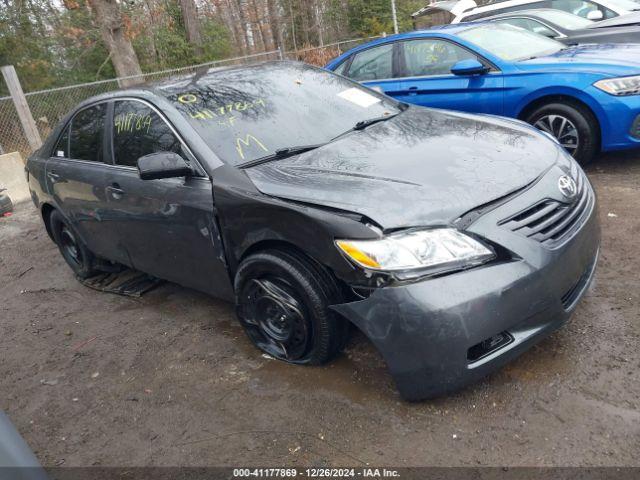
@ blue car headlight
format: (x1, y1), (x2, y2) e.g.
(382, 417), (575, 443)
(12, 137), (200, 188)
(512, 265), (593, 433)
(594, 75), (640, 96)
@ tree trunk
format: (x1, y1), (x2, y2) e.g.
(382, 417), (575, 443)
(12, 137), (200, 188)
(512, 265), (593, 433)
(179, 0), (203, 56)
(266, 0), (283, 52)
(257, 0), (275, 52)
(87, 0), (143, 87)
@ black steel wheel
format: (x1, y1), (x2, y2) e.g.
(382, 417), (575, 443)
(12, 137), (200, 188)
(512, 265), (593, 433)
(235, 249), (349, 365)
(49, 210), (99, 279)
(526, 101), (599, 165)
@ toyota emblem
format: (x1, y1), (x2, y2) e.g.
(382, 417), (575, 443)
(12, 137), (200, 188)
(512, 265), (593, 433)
(558, 175), (578, 199)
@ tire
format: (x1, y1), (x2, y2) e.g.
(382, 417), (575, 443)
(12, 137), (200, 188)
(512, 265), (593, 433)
(49, 210), (99, 279)
(234, 249), (349, 365)
(525, 102), (599, 165)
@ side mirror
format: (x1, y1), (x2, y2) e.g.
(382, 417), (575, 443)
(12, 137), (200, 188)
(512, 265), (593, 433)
(451, 59), (489, 76)
(137, 152), (193, 180)
(587, 10), (603, 20)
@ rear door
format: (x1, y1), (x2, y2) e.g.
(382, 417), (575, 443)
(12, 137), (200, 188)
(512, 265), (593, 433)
(46, 102), (128, 264)
(393, 38), (505, 115)
(105, 98), (233, 299)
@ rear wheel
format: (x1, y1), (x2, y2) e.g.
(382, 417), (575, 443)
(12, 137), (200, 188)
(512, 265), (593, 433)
(234, 249), (348, 365)
(49, 210), (99, 279)
(525, 102), (599, 165)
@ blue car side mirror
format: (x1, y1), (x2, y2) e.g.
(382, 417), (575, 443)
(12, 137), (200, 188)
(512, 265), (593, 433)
(451, 59), (489, 76)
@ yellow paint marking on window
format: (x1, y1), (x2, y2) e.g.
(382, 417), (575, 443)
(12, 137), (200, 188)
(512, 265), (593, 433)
(178, 94), (198, 104)
(235, 134), (268, 160)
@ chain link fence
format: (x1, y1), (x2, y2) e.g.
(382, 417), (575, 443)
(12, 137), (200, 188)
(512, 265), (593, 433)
(0, 37), (380, 159)
(1, 49), (284, 158)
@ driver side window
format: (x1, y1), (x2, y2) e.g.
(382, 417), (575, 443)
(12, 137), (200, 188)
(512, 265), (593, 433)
(112, 100), (182, 168)
(400, 39), (479, 78)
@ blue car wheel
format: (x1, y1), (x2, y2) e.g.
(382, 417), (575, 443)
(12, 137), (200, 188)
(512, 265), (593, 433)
(525, 102), (599, 165)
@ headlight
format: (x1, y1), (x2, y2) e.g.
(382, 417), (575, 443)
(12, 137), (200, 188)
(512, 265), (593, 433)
(594, 75), (640, 96)
(335, 228), (495, 273)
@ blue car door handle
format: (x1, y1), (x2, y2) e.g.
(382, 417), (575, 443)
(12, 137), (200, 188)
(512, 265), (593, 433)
(408, 86), (419, 96)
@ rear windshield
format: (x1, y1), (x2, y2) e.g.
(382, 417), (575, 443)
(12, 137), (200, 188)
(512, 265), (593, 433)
(458, 23), (565, 61)
(160, 63), (401, 166)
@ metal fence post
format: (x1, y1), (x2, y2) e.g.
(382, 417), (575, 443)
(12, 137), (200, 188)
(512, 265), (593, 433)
(1, 65), (42, 152)
(277, 46), (284, 60)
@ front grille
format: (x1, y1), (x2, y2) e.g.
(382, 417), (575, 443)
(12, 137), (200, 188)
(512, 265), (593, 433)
(499, 171), (593, 247)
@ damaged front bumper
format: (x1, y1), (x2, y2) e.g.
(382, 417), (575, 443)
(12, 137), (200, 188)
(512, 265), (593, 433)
(332, 184), (600, 401)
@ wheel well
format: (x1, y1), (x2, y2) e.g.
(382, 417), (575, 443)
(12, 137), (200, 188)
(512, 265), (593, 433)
(239, 239), (351, 301)
(41, 203), (56, 241)
(518, 94), (601, 144)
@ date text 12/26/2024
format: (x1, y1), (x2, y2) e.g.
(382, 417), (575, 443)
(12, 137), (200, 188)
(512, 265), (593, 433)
(233, 468), (401, 478)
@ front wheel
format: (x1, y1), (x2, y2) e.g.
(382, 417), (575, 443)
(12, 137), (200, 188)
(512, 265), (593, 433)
(234, 250), (349, 365)
(525, 102), (599, 165)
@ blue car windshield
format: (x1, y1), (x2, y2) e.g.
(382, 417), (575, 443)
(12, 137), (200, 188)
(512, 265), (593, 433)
(458, 24), (565, 61)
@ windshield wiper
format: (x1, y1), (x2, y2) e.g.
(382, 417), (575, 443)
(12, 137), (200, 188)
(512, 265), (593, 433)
(331, 105), (408, 142)
(238, 143), (326, 169)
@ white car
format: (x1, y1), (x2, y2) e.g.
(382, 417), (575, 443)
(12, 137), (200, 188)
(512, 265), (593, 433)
(412, 0), (640, 27)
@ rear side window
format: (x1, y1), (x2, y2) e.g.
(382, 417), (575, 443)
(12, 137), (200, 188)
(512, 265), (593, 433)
(347, 44), (394, 81)
(401, 39), (478, 77)
(69, 104), (106, 162)
(333, 60), (350, 76)
(53, 126), (70, 158)
(112, 100), (182, 168)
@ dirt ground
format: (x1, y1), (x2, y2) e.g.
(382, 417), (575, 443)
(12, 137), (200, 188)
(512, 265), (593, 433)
(0, 151), (638, 468)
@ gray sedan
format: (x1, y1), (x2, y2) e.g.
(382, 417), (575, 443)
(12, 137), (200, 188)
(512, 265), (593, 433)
(26, 62), (599, 400)
(483, 8), (640, 44)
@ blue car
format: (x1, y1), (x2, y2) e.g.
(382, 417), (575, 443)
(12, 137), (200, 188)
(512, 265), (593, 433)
(326, 23), (640, 164)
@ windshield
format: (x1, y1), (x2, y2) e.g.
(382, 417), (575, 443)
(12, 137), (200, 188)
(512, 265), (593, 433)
(535, 10), (594, 28)
(458, 23), (565, 61)
(160, 63), (401, 166)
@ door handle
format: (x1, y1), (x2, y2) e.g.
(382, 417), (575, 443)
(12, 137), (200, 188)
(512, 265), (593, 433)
(107, 183), (125, 199)
(407, 86), (419, 96)
(47, 171), (60, 181)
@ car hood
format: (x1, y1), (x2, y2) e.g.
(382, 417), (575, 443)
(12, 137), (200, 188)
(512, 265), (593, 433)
(519, 43), (640, 76)
(245, 107), (561, 230)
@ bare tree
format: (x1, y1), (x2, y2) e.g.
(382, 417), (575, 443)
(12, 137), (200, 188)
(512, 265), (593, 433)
(179, 0), (203, 56)
(87, 0), (143, 86)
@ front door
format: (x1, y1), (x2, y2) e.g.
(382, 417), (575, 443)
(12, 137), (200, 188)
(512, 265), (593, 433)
(105, 98), (233, 300)
(393, 38), (505, 115)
